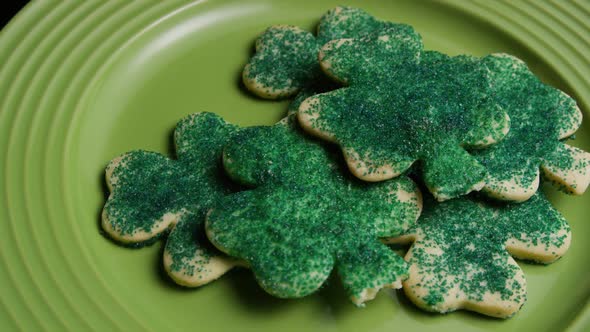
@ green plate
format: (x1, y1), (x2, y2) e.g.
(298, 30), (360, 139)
(1, 0), (589, 331)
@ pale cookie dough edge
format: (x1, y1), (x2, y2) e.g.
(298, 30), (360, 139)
(481, 168), (540, 203)
(163, 247), (239, 287)
(541, 144), (590, 196)
(242, 63), (299, 100)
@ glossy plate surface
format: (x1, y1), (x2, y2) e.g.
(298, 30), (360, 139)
(0, 0), (589, 331)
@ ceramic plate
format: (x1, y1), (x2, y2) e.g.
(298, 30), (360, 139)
(1, 1), (589, 330)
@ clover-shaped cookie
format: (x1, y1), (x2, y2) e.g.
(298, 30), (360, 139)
(389, 191), (571, 318)
(473, 53), (590, 201)
(242, 6), (419, 99)
(206, 116), (422, 305)
(102, 112), (240, 286)
(299, 29), (510, 201)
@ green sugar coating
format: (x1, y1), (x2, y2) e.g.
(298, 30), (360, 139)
(318, 26), (423, 84)
(316, 6), (410, 45)
(399, 191), (570, 316)
(244, 6), (420, 99)
(103, 112), (238, 278)
(206, 116), (421, 303)
(303, 31), (509, 201)
(473, 54), (585, 198)
(165, 211), (223, 277)
(244, 26), (320, 96)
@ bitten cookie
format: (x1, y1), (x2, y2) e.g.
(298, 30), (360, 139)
(242, 6), (419, 99)
(474, 53), (590, 201)
(102, 112), (240, 287)
(388, 192), (571, 318)
(206, 115), (422, 305)
(298, 28), (510, 201)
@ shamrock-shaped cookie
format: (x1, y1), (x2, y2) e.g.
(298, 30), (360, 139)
(206, 116), (422, 305)
(474, 53), (590, 201)
(389, 192), (571, 318)
(242, 6), (419, 99)
(102, 113), (240, 286)
(299, 29), (510, 201)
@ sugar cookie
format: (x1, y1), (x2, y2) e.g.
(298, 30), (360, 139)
(242, 6), (420, 100)
(474, 53), (590, 201)
(206, 115), (422, 305)
(299, 29), (509, 201)
(388, 192), (570, 318)
(102, 112), (240, 286)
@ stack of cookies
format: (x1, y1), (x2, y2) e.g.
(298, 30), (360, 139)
(101, 6), (590, 319)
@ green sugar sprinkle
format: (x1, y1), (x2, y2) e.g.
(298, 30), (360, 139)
(316, 6), (411, 45)
(473, 54), (582, 195)
(244, 6), (419, 98)
(305, 34), (508, 200)
(403, 191), (570, 314)
(104, 112), (238, 275)
(207, 116), (421, 303)
(165, 211), (222, 276)
(245, 26), (320, 95)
